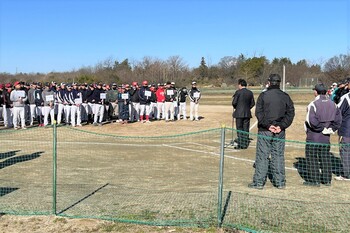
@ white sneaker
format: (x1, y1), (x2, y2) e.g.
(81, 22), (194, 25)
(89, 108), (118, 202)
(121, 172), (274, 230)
(334, 176), (350, 181)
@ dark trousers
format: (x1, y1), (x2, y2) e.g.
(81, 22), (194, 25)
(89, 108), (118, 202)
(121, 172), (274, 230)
(253, 130), (286, 186)
(235, 118), (250, 149)
(305, 144), (331, 184)
(340, 136), (350, 178)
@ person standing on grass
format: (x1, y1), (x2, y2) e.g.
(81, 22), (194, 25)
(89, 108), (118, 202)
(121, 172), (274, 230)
(232, 78), (255, 149)
(92, 83), (105, 126)
(0, 84), (4, 122)
(164, 81), (176, 122)
(189, 81), (201, 121)
(248, 74), (295, 190)
(10, 81), (28, 130)
(303, 83), (342, 187)
(155, 83), (165, 120)
(118, 86), (130, 124)
(42, 83), (55, 127)
(129, 81), (140, 123)
(70, 83), (82, 127)
(139, 80), (152, 123)
(335, 79), (350, 181)
(107, 83), (118, 122)
(27, 82), (37, 126)
(34, 83), (44, 127)
(178, 87), (188, 120)
(56, 83), (67, 125)
(3, 83), (14, 128)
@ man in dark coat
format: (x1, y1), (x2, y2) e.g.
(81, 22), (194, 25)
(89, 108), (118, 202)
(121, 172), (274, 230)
(249, 74), (295, 190)
(232, 79), (255, 149)
(304, 83), (342, 186)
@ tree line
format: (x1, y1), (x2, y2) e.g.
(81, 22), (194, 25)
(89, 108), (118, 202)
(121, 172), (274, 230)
(1, 53), (349, 88)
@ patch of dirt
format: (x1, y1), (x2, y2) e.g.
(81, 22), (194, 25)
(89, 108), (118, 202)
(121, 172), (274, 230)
(0, 215), (244, 233)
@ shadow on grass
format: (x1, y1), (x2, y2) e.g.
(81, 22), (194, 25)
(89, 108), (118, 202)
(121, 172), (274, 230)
(57, 183), (109, 215)
(0, 150), (21, 160)
(294, 153), (342, 181)
(0, 187), (19, 197)
(0, 151), (44, 169)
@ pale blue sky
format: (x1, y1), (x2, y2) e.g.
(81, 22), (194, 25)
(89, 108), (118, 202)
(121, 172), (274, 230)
(0, 0), (349, 74)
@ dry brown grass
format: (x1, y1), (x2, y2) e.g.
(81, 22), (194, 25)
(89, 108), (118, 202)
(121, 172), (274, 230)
(0, 90), (347, 233)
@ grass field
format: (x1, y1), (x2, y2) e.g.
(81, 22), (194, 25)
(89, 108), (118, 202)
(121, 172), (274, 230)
(0, 88), (349, 232)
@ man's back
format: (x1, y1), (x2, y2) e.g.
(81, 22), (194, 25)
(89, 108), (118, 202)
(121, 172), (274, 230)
(232, 88), (255, 118)
(255, 87), (295, 131)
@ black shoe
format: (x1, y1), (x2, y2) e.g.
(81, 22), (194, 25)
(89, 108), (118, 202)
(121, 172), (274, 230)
(303, 181), (320, 187)
(274, 184), (286, 189)
(322, 182), (331, 186)
(248, 183), (264, 190)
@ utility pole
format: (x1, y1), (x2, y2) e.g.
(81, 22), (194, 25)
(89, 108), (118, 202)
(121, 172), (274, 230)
(282, 65), (286, 92)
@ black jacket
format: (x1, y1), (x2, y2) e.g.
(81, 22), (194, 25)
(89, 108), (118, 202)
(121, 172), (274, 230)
(34, 89), (44, 106)
(0, 90), (3, 107)
(255, 86), (295, 131)
(129, 87), (140, 103)
(232, 88), (255, 118)
(139, 86), (151, 105)
(91, 88), (105, 104)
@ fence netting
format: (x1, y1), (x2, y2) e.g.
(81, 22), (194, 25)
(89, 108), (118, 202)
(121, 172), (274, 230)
(0, 128), (52, 215)
(1, 126), (350, 232)
(55, 127), (221, 227)
(223, 128), (350, 233)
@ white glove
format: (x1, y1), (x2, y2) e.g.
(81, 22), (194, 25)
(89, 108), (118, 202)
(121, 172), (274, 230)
(322, 128), (334, 135)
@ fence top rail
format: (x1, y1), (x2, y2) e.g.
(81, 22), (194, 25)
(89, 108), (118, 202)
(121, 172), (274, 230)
(66, 126), (221, 139)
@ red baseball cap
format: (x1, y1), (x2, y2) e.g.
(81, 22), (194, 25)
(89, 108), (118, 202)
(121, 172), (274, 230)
(14, 81), (21, 86)
(0, 84), (4, 89)
(5, 83), (12, 88)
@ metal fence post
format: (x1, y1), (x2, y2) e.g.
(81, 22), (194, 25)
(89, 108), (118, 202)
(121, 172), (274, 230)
(52, 121), (57, 215)
(217, 124), (225, 227)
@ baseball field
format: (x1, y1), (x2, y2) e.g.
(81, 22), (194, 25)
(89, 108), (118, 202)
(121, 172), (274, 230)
(0, 88), (349, 233)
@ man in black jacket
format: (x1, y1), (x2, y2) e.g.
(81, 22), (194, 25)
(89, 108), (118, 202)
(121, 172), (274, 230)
(232, 79), (255, 149)
(248, 74), (295, 190)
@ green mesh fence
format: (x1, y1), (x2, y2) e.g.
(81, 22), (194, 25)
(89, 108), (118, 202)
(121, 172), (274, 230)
(1, 126), (350, 232)
(55, 127), (222, 227)
(223, 128), (350, 233)
(0, 127), (53, 215)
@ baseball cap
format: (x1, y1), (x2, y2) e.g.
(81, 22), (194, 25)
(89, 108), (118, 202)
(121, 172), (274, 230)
(268, 74), (281, 83)
(5, 83), (12, 88)
(14, 81), (21, 86)
(313, 83), (327, 92)
(0, 84), (4, 89)
(192, 81), (197, 85)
